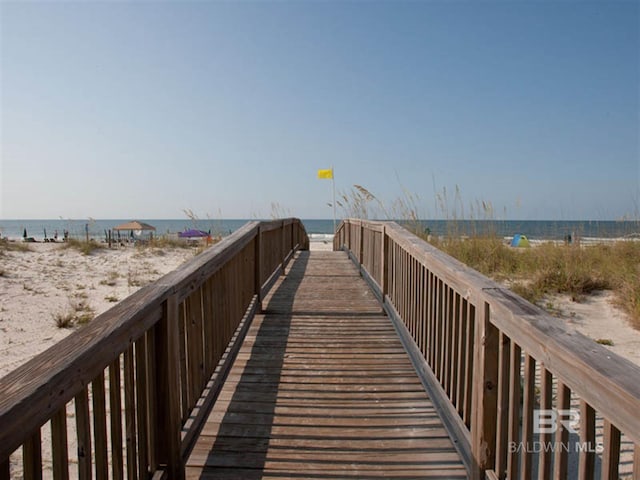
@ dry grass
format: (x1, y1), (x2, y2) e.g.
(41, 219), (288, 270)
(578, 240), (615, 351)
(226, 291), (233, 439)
(53, 311), (75, 329)
(147, 237), (194, 249)
(337, 184), (640, 329)
(53, 296), (95, 328)
(427, 234), (640, 328)
(99, 271), (119, 287)
(0, 239), (32, 254)
(62, 238), (105, 255)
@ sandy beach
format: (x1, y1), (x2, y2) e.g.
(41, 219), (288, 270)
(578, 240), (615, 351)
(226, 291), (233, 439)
(1, 238), (639, 479)
(2, 238), (639, 376)
(0, 242), (197, 379)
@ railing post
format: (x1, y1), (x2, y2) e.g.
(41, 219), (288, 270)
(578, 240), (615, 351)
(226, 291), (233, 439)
(281, 220), (286, 270)
(471, 302), (499, 479)
(346, 220), (350, 250)
(254, 226), (262, 310)
(1, 458), (8, 480)
(359, 221), (364, 266)
(154, 293), (183, 479)
(381, 226), (388, 300)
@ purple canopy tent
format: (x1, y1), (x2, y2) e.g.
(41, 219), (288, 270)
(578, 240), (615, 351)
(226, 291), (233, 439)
(178, 229), (210, 239)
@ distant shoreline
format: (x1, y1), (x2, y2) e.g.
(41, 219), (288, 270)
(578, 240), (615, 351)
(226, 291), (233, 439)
(0, 218), (638, 242)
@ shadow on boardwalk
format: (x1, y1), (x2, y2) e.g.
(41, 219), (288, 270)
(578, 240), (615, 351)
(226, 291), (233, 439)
(186, 251), (467, 479)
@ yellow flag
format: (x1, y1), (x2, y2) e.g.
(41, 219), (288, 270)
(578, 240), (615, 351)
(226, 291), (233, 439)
(317, 168), (333, 179)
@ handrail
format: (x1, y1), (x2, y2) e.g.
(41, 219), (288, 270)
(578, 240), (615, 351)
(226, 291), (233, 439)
(0, 219), (308, 480)
(335, 218), (640, 480)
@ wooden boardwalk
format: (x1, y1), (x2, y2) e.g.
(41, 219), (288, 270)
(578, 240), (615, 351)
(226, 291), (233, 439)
(186, 250), (467, 479)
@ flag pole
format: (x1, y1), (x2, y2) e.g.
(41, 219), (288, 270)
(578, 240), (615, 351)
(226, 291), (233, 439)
(332, 166), (336, 234)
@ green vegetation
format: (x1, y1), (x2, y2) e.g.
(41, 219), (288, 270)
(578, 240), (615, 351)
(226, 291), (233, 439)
(53, 311), (75, 329)
(127, 269), (145, 287)
(147, 237), (194, 249)
(99, 271), (119, 287)
(0, 239), (32, 253)
(337, 184), (640, 329)
(63, 238), (105, 255)
(53, 295), (95, 328)
(425, 234), (640, 328)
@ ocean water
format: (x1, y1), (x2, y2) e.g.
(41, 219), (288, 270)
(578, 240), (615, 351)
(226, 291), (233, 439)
(0, 219), (337, 242)
(0, 218), (638, 242)
(398, 219), (640, 241)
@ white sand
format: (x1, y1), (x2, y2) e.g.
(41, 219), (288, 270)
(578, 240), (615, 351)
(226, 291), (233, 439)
(1, 240), (332, 378)
(548, 291), (640, 367)
(0, 242), (196, 378)
(308, 240), (334, 251)
(2, 240), (638, 478)
(1, 242), (201, 478)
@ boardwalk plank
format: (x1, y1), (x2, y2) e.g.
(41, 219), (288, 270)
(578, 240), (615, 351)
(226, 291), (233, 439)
(185, 250), (467, 479)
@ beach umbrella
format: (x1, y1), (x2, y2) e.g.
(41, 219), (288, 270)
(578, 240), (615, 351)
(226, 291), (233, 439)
(23, 228), (27, 239)
(178, 229), (209, 238)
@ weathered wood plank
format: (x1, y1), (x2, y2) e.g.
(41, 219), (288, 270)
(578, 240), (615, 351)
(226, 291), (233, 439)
(149, 294), (182, 479)
(0, 220), (308, 478)
(108, 359), (124, 480)
(200, 434), (454, 452)
(506, 342), (522, 479)
(134, 337), (149, 480)
(186, 250), (466, 479)
(521, 354), (536, 480)
(578, 401), (595, 480)
(190, 449), (463, 468)
(1, 458), (8, 480)
(74, 388), (92, 480)
(370, 220), (640, 448)
(494, 332), (510, 480)
(553, 382), (571, 480)
(22, 429), (42, 480)
(537, 367), (553, 480)
(601, 420), (621, 480)
(92, 372), (109, 480)
(470, 302), (498, 479)
(123, 346), (138, 480)
(188, 465), (466, 480)
(51, 407), (69, 480)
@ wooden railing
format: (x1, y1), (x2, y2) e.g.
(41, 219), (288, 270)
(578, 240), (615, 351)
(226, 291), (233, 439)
(0, 219), (308, 480)
(335, 219), (640, 480)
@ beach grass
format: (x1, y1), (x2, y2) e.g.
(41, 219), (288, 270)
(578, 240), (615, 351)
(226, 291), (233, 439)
(338, 184), (640, 329)
(0, 239), (32, 253)
(148, 236), (195, 249)
(424, 232), (640, 329)
(62, 238), (105, 255)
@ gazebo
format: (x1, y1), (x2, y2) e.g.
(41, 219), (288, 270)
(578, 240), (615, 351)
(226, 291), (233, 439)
(113, 221), (156, 232)
(112, 221), (156, 245)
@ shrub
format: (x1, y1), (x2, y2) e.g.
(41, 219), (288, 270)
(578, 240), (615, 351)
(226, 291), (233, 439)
(53, 312), (75, 329)
(63, 238), (104, 255)
(432, 236), (640, 326)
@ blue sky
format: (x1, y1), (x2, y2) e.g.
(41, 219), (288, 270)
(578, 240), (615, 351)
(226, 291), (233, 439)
(1, 1), (638, 220)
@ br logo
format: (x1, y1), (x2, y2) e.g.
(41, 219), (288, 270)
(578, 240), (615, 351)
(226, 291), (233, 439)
(533, 409), (580, 434)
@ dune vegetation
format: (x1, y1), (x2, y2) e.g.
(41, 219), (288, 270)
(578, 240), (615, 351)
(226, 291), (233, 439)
(336, 185), (640, 328)
(428, 234), (640, 327)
